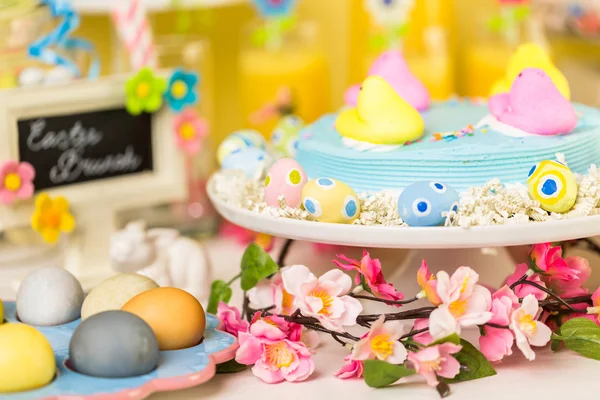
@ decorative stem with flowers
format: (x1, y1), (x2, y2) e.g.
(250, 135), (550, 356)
(210, 241), (600, 396)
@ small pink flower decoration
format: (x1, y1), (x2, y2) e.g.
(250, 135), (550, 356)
(248, 266), (295, 315)
(352, 316), (408, 364)
(407, 343), (462, 387)
(429, 267), (493, 340)
(479, 285), (518, 362)
(217, 302), (249, 338)
(506, 263), (548, 300)
(251, 312), (302, 341)
(236, 319), (314, 383)
(0, 161), (35, 205)
(547, 256), (590, 298)
(417, 260), (442, 306)
(586, 287), (600, 325)
(282, 265), (363, 332)
(334, 355), (364, 379)
(334, 251), (404, 303)
(529, 243), (580, 281)
(412, 318), (434, 346)
(172, 109), (208, 155)
(509, 294), (552, 361)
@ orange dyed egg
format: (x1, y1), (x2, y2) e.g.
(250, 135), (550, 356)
(122, 287), (206, 350)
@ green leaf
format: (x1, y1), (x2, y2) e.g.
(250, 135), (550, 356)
(431, 333), (461, 346)
(555, 318), (600, 360)
(514, 5), (531, 21)
(551, 338), (562, 352)
(207, 280), (232, 314)
(488, 16), (505, 33)
(216, 359), (247, 374)
(240, 243), (279, 291)
(363, 360), (415, 388)
(445, 339), (496, 383)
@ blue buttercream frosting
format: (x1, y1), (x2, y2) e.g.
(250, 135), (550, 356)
(295, 101), (600, 193)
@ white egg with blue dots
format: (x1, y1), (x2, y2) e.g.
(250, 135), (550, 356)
(221, 147), (270, 179)
(527, 160), (577, 213)
(217, 130), (266, 165)
(397, 181), (459, 226)
(301, 178), (360, 224)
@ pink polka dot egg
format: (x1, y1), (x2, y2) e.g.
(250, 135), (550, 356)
(264, 158), (307, 208)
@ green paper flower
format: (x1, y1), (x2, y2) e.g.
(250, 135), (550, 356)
(125, 67), (167, 115)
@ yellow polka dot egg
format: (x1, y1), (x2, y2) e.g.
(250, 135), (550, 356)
(301, 178), (360, 224)
(527, 160), (577, 213)
(264, 158), (307, 208)
(217, 130), (266, 165)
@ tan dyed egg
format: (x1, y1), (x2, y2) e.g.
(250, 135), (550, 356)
(264, 158), (307, 208)
(301, 178), (361, 224)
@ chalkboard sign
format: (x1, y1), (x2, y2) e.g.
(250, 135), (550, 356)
(17, 108), (154, 191)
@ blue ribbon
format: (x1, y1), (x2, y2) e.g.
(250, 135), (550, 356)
(28, 0), (100, 79)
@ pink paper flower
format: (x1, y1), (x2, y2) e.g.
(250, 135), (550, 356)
(510, 294), (552, 361)
(412, 318), (434, 346)
(217, 302), (249, 337)
(0, 161), (35, 205)
(334, 355), (364, 379)
(251, 312), (302, 341)
(333, 250), (404, 303)
(282, 265), (363, 332)
(352, 316), (408, 364)
(479, 286), (519, 362)
(417, 260), (442, 306)
(248, 266), (295, 315)
(547, 256), (590, 298)
(407, 343), (462, 387)
(529, 243), (580, 281)
(428, 267), (493, 340)
(506, 263), (548, 300)
(586, 287), (600, 325)
(173, 109), (208, 155)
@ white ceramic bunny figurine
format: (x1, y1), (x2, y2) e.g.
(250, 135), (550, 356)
(109, 221), (211, 300)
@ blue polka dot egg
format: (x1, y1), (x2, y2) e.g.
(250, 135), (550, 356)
(397, 181), (459, 226)
(221, 147), (270, 179)
(301, 178), (360, 224)
(217, 130), (266, 165)
(527, 160), (577, 213)
(271, 115), (304, 157)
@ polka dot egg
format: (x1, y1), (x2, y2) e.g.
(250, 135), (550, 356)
(397, 181), (459, 226)
(221, 147), (270, 179)
(527, 160), (577, 213)
(301, 178), (360, 224)
(217, 130), (266, 165)
(271, 115), (304, 157)
(264, 158), (307, 208)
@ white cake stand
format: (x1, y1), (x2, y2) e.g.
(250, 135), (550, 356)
(208, 181), (600, 296)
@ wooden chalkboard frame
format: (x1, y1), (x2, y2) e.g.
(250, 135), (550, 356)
(0, 74), (186, 231)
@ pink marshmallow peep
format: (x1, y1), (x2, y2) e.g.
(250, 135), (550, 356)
(488, 68), (577, 136)
(344, 50), (430, 112)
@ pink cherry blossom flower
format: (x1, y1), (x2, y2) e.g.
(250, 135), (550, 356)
(506, 263), (548, 300)
(300, 329), (321, 349)
(529, 243), (580, 281)
(407, 343), (462, 387)
(586, 287), (600, 325)
(333, 250), (404, 303)
(251, 312), (302, 341)
(248, 266), (295, 315)
(428, 267), (493, 340)
(0, 161), (35, 205)
(479, 285), (519, 362)
(334, 355), (363, 379)
(352, 316), (408, 364)
(417, 260), (442, 305)
(547, 256), (590, 298)
(236, 321), (314, 383)
(282, 265), (362, 332)
(412, 318), (434, 346)
(172, 108), (208, 155)
(217, 302), (249, 337)
(509, 294), (552, 361)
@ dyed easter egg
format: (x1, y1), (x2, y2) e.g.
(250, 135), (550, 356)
(0, 323), (55, 393)
(221, 147), (270, 179)
(17, 266), (84, 326)
(271, 115), (304, 157)
(301, 178), (361, 224)
(217, 130), (266, 165)
(122, 287), (206, 350)
(69, 311), (159, 378)
(398, 181), (459, 226)
(527, 160), (577, 213)
(264, 158), (308, 208)
(81, 274), (159, 320)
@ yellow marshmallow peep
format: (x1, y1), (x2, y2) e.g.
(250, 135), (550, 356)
(335, 75), (424, 145)
(490, 43), (570, 100)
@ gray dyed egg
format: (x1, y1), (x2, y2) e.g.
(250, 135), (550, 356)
(69, 310), (160, 378)
(17, 267), (84, 326)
